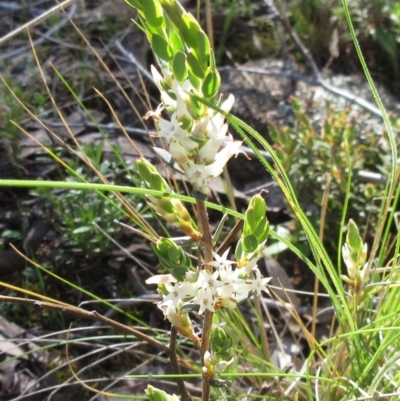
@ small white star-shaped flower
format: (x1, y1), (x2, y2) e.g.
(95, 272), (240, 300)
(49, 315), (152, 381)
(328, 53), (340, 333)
(163, 281), (196, 308)
(246, 268), (271, 297)
(196, 270), (223, 295)
(209, 249), (235, 270)
(195, 287), (215, 314)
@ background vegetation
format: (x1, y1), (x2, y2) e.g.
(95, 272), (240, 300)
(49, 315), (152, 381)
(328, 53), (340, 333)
(0, 0), (399, 400)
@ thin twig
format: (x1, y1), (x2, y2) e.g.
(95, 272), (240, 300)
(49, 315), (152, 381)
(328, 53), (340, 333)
(0, 3), (78, 60)
(216, 219), (244, 255)
(220, 64), (383, 119)
(114, 39), (155, 85)
(42, 119), (152, 138)
(0, 0), (79, 46)
(170, 326), (193, 401)
(0, 295), (171, 354)
(261, 0), (383, 118)
(263, 0), (320, 79)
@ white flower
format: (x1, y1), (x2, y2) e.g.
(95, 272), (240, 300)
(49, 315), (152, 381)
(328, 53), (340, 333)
(185, 270), (197, 282)
(209, 249), (235, 270)
(221, 93), (235, 113)
(158, 298), (177, 317)
(170, 79), (193, 118)
(151, 65), (164, 92)
(184, 141), (243, 194)
(146, 274), (176, 285)
(217, 282), (235, 300)
(150, 67), (241, 194)
(169, 138), (191, 170)
(184, 162), (211, 194)
(204, 350), (234, 373)
(196, 270), (223, 295)
(198, 114), (240, 164)
(162, 281), (196, 308)
(203, 350), (214, 367)
(246, 268), (271, 297)
(233, 277), (253, 299)
(210, 141), (243, 173)
(342, 243), (356, 278)
(207, 94), (235, 132)
(218, 263), (233, 283)
(194, 287), (215, 314)
(241, 257), (258, 274)
(214, 357), (234, 374)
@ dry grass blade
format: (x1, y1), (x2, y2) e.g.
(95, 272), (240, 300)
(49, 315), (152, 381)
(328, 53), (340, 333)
(0, 0), (79, 45)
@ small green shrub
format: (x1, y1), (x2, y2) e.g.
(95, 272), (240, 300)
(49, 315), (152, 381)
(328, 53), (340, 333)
(269, 98), (389, 255)
(34, 146), (141, 259)
(288, 0), (400, 80)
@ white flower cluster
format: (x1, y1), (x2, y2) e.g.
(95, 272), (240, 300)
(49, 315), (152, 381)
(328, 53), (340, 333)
(146, 249), (271, 316)
(147, 66), (243, 195)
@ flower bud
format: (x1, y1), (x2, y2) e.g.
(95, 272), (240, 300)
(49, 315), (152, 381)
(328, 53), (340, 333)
(146, 385), (180, 401)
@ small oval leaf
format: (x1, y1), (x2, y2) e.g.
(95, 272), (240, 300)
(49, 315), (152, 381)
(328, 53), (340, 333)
(152, 33), (173, 61)
(180, 12), (201, 49)
(172, 51), (188, 82)
(187, 52), (206, 79)
(243, 234), (258, 253)
(143, 0), (164, 28)
(201, 71), (220, 99)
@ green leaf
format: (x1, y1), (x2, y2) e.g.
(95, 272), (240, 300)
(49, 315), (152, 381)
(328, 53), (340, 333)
(159, 198), (175, 214)
(195, 31), (211, 65)
(187, 52), (206, 79)
(137, 159), (152, 182)
(235, 240), (245, 263)
(168, 29), (185, 53)
(256, 227), (269, 245)
(145, 385), (179, 401)
(188, 93), (204, 118)
(172, 266), (189, 281)
(201, 70), (220, 99)
(158, 256), (175, 271)
(125, 0), (144, 11)
(167, 245), (181, 263)
(143, 0), (164, 28)
(188, 69), (201, 89)
(209, 379), (232, 388)
(159, 0), (185, 28)
(347, 219), (363, 251)
(172, 51), (187, 82)
(181, 252), (193, 269)
(244, 208), (256, 232)
(209, 50), (217, 71)
(73, 226), (91, 234)
(251, 194), (266, 219)
(243, 234), (258, 253)
(254, 216), (269, 239)
(180, 13), (201, 49)
(150, 172), (166, 191)
(151, 33), (173, 61)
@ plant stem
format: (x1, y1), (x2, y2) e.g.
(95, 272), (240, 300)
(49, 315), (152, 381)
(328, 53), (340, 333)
(170, 326), (192, 401)
(196, 199), (214, 401)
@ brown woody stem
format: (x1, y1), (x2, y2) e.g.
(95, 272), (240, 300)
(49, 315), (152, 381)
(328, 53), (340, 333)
(196, 199), (214, 401)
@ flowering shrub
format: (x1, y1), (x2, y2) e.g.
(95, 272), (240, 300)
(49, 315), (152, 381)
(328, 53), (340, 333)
(125, 0), (272, 398)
